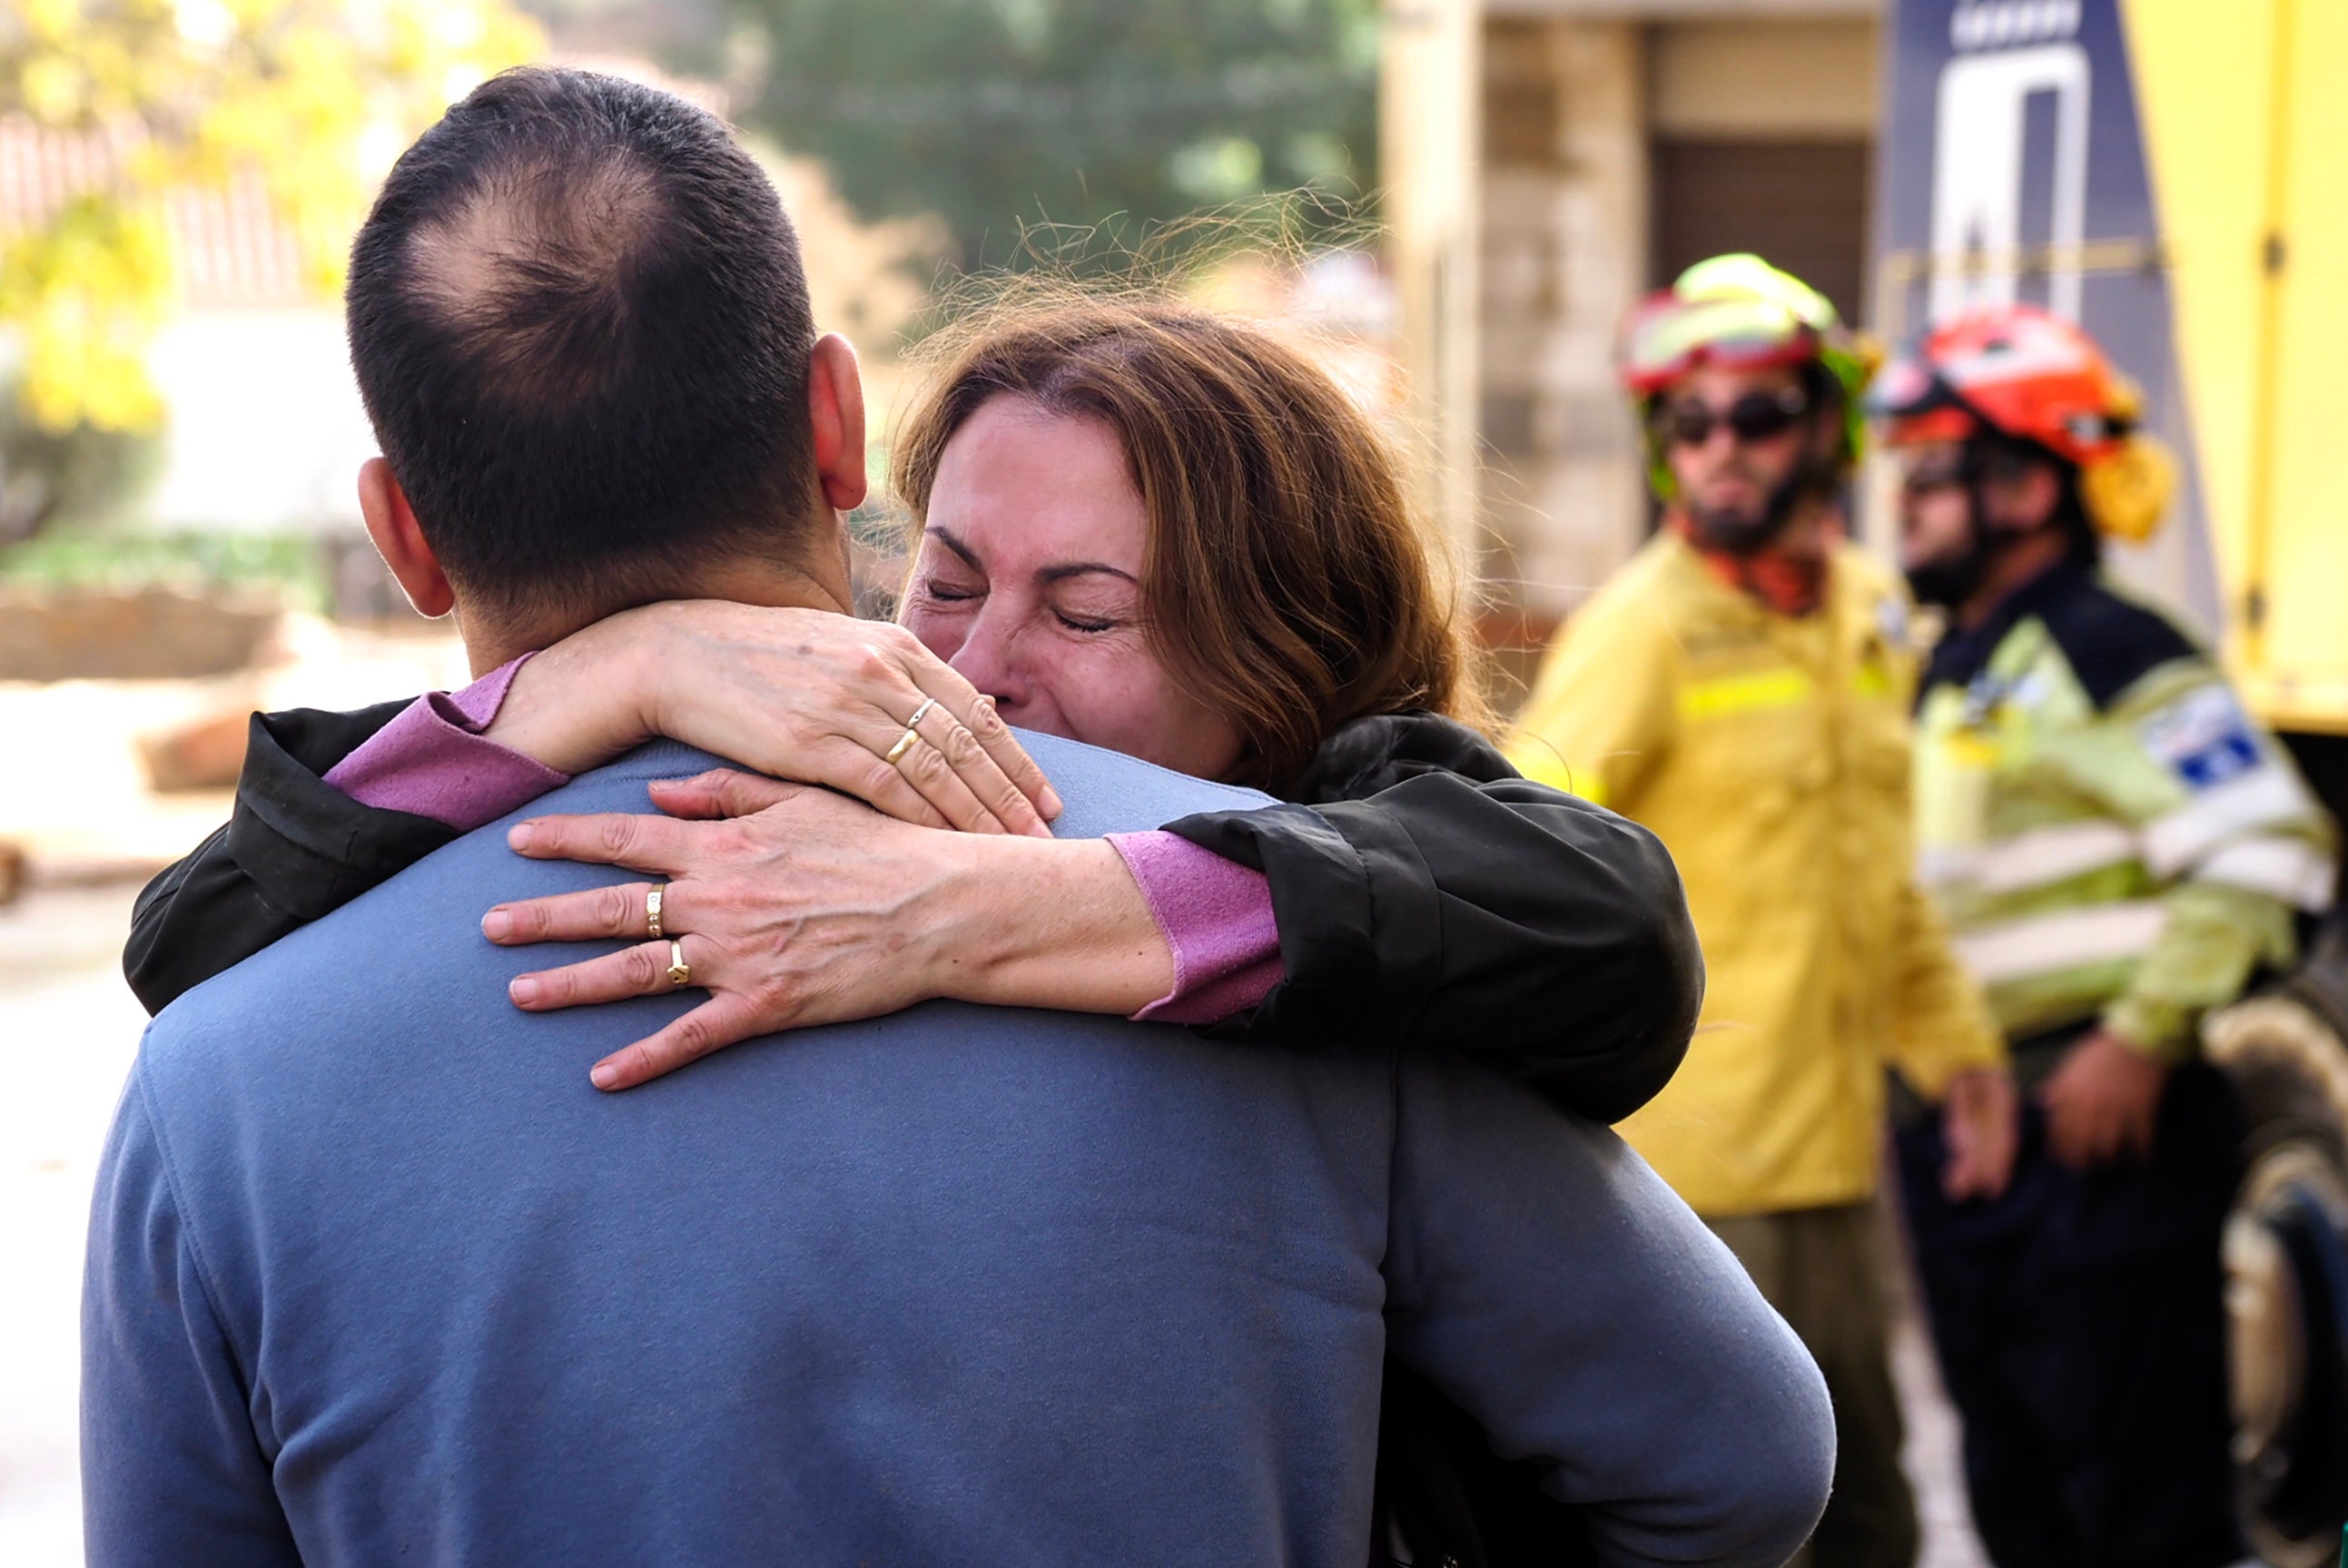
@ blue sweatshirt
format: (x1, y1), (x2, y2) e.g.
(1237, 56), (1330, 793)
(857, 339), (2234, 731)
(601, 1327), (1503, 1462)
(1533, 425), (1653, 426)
(84, 731), (1831, 1567)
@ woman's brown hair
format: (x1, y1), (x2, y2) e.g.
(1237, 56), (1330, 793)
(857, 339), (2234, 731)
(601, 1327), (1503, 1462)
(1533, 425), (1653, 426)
(890, 292), (1494, 794)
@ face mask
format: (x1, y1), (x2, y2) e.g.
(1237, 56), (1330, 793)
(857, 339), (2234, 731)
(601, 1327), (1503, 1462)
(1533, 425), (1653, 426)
(1903, 538), (1995, 609)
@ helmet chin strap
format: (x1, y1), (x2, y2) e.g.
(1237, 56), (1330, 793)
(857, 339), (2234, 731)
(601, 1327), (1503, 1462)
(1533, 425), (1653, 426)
(1903, 447), (2030, 612)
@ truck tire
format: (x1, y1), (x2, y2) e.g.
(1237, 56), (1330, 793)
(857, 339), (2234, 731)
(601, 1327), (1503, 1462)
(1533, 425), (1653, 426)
(2205, 988), (2348, 1567)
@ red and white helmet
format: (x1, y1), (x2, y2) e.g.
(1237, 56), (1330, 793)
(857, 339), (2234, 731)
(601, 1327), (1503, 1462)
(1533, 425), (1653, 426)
(1871, 304), (2174, 540)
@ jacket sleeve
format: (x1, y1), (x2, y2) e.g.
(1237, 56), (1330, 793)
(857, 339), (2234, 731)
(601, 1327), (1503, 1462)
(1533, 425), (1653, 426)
(1163, 716), (1702, 1125)
(1888, 875), (2007, 1095)
(2092, 666), (2336, 1057)
(1500, 596), (1678, 811)
(123, 703), (459, 1015)
(1385, 1057), (1833, 1568)
(2106, 882), (2297, 1058)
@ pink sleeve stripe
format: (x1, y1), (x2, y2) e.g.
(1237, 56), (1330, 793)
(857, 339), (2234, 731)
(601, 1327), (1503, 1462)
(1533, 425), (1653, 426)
(322, 654), (570, 833)
(1106, 830), (1282, 1025)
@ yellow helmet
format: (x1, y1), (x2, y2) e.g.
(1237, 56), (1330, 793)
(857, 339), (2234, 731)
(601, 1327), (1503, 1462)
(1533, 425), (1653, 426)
(1620, 254), (1880, 491)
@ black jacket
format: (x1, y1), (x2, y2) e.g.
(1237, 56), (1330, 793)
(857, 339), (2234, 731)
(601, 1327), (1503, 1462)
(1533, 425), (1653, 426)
(126, 706), (1702, 1128)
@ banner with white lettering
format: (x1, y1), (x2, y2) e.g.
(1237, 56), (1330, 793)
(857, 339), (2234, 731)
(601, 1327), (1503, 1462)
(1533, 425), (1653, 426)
(1874, 0), (2216, 630)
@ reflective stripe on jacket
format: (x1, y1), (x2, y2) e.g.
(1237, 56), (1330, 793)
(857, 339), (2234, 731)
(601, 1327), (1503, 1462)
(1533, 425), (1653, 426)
(1913, 568), (2336, 1057)
(1506, 533), (2004, 1217)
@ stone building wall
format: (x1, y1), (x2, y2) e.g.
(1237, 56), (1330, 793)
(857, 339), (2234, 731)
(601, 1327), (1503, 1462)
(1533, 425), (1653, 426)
(1465, 4), (1881, 673)
(1476, 16), (1652, 637)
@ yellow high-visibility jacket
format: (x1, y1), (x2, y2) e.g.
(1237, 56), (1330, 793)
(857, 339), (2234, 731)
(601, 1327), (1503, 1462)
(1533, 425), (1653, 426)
(1913, 566), (2335, 1057)
(1507, 533), (2004, 1217)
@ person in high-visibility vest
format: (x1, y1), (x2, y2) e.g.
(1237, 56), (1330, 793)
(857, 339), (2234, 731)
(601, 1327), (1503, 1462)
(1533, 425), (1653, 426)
(1876, 305), (2337, 1568)
(1507, 254), (2019, 1568)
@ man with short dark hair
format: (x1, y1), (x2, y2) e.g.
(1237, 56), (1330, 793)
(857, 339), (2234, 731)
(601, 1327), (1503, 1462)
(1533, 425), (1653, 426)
(341, 64), (850, 646)
(82, 71), (1833, 1566)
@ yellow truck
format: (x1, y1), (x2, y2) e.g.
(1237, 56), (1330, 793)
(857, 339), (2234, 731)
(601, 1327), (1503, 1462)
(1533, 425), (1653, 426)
(1878, 3), (2347, 1560)
(1876, 0), (2348, 744)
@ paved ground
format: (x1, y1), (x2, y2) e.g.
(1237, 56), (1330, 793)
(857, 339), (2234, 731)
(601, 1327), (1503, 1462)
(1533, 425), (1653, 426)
(0, 876), (1994, 1566)
(0, 886), (151, 1566)
(0, 626), (471, 1564)
(1889, 1254), (1993, 1568)
(0, 618), (470, 883)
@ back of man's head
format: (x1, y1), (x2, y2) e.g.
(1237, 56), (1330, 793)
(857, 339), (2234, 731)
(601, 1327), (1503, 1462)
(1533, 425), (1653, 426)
(348, 68), (818, 624)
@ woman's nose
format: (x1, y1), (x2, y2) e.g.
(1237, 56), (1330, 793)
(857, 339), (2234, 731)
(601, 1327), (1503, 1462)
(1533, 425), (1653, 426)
(946, 607), (1031, 712)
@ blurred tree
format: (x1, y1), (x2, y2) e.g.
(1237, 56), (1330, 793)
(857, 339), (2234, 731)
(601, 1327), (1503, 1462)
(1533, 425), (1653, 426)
(0, 375), (165, 546)
(0, 0), (542, 439)
(734, 0), (1379, 272)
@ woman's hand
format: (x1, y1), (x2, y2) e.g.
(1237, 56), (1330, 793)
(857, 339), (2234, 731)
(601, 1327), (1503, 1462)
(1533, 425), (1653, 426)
(483, 770), (1174, 1090)
(488, 600), (1061, 836)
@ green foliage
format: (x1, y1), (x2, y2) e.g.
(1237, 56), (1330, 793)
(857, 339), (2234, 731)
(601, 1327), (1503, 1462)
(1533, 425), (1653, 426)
(0, 373), (168, 545)
(735, 0), (1380, 271)
(0, 528), (328, 610)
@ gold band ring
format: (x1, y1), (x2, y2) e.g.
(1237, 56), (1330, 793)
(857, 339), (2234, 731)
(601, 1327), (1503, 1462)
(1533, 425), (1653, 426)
(665, 939), (691, 988)
(646, 883), (666, 941)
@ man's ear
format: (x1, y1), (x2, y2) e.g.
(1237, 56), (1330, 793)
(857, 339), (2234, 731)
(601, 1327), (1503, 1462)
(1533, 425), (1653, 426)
(357, 457), (456, 618)
(806, 332), (869, 513)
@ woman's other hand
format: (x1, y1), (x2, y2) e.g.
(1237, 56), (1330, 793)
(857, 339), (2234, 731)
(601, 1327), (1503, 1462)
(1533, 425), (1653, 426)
(484, 772), (1173, 1090)
(641, 767), (794, 820)
(490, 601), (1062, 836)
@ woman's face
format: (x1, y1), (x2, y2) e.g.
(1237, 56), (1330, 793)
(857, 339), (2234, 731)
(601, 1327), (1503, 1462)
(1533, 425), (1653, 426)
(899, 395), (1245, 781)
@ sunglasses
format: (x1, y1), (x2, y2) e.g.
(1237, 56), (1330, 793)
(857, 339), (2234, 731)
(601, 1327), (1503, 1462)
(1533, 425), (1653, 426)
(1660, 387), (1810, 449)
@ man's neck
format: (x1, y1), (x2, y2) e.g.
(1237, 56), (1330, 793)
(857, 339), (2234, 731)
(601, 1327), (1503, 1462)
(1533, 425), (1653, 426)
(1953, 530), (2072, 631)
(458, 550), (857, 677)
(1676, 494), (1839, 617)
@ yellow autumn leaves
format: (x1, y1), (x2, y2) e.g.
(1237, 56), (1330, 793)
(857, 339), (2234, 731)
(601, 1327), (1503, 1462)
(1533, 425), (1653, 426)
(1, 0), (542, 432)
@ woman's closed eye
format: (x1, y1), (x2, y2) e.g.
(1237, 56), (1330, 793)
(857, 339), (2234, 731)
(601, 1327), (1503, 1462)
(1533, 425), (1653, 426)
(1044, 579), (1138, 637)
(916, 576), (983, 607)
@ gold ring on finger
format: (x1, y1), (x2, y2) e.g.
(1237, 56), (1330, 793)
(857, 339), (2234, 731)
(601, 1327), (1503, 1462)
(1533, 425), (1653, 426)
(883, 727), (921, 765)
(646, 882), (666, 940)
(665, 939), (692, 988)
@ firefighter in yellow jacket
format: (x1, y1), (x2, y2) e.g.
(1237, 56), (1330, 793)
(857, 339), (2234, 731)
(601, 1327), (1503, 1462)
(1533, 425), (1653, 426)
(1876, 306), (2336, 1568)
(1508, 255), (2018, 1568)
